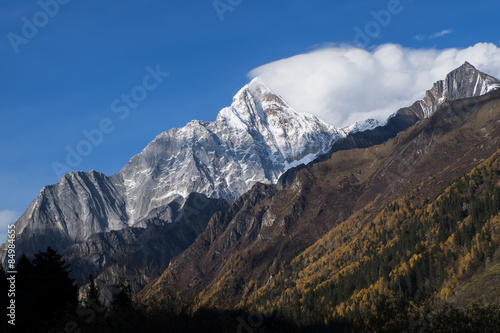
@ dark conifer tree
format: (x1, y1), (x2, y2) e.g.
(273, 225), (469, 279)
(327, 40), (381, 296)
(0, 265), (9, 331)
(14, 254), (35, 332)
(30, 247), (78, 331)
(111, 277), (133, 312)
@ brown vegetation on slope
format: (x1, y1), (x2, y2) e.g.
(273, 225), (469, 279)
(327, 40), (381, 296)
(138, 90), (500, 317)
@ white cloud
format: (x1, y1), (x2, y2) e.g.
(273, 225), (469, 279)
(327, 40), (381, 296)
(430, 29), (453, 39)
(415, 30), (453, 42)
(0, 210), (20, 244)
(249, 43), (500, 127)
(414, 34), (426, 42)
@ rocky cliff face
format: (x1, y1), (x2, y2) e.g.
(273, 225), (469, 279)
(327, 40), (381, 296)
(7, 171), (128, 257)
(416, 61), (500, 118)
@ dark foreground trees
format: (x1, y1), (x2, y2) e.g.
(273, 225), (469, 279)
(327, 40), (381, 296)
(1, 247), (78, 332)
(1, 247), (499, 332)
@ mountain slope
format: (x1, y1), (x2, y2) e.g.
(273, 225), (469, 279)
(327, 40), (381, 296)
(245, 143), (500, 329)
(138, 87), (500, 314)
(64, 193), (230, 301)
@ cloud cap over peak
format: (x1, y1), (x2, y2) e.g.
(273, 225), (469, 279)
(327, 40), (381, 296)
(249, 43), (500, 127)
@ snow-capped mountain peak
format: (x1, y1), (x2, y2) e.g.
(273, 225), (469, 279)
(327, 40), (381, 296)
(119, 77), (344, 223)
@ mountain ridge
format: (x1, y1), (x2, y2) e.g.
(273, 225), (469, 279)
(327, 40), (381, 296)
(277, 62), (500, 190)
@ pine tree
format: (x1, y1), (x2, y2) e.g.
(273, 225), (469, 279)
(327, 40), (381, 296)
(31, 247), (79, 330)
(111, 277), (133, 312)
(16, 254), (33, 288)
(0, 265), (9, 330)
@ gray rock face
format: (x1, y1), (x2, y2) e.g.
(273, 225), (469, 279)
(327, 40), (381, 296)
(119, 78), (346, 223)
(416, 62), (500, 118)
(2, 171), (128, 259)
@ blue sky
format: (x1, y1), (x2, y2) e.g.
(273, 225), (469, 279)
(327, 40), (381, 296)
(1, 0), (500, 240)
